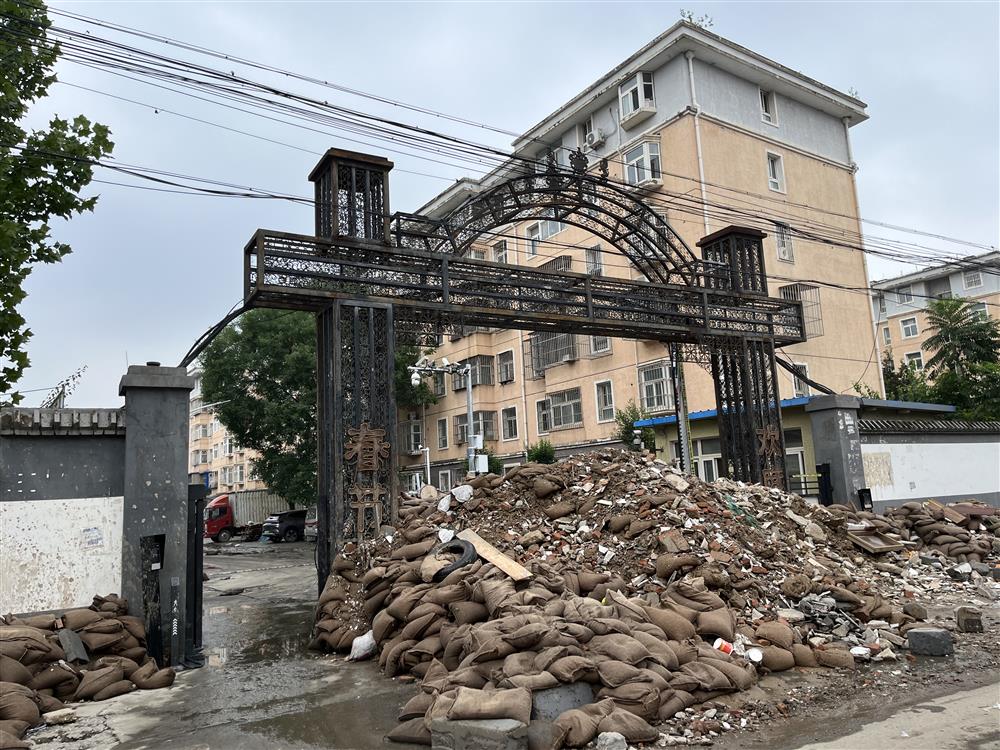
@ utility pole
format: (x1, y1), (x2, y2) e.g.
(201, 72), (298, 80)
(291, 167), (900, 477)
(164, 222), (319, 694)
(409, 359), (478, 479)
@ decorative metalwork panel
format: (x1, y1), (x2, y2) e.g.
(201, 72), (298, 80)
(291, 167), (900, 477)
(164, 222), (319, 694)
(698, 228), (768, 295)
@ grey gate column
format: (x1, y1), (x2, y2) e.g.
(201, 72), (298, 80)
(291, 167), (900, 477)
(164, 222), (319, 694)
(310, 148), (397, 592)
(698, 226), (787, 490)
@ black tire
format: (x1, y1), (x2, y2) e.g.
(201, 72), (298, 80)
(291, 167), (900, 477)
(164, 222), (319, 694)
(283, 527), (300, 543)
(216, 528), (233, 543)
(430, 539), (477, 582)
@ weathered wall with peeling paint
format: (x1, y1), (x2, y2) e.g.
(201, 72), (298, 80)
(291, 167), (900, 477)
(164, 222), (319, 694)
(0, 495), (124, 612)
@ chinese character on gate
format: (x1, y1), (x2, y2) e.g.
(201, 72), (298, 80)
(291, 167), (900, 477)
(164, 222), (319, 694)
(345, 422), (390, 471)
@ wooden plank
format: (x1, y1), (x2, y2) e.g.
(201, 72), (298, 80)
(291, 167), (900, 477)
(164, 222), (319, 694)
(847, 530), (904, 554)
(925, 500), (965, 524)
(456, 529), (533, 582)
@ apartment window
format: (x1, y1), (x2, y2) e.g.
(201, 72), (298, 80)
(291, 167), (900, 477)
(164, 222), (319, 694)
(759, 89), (777, 124)
(498, 350), (515, 384)
(455, 411), (497, 442)
(437, 470), (452, 492)
(595, 380), (615, 422)
(222, 436), (238, 455)
(624, 142), (661, 186)
(779, 283), (824, 338)
(492, 240), (508, 264)
(432, 372), (446, 398)
(590, 336), (611, 355)
(403, 473), (422, 494)
(905, 352), (924, 370)
(766, 152), (785, 192)
(540, 255), (572, 272)
(619, 71), (655, 119)
(529, 331), (578, 376)
(901, 317), (918, 338)
(896, 286), (913, 304)
(401, 421), (423, 453)
(548, 388), (583, 429)
(212, 443), (221, 460)
(963, 269), (983, 289)
(882, 327), (891, 346)
(536, 399), (551, 434)
(501, 407), (518, 440)
(638, 361), (674, 412)
(580, 116), (594, 145)
(525, 219), (563, 257)
(791, 363), (810, 398)
(468, 247), (486, 261)
(969, 302), (988, 320)
(234, 464), (245, 483)
(437, 418), (448, 450)
(774, 222), (794, 262)
(585, 245), (604, 276)
(877, 294), (886, 314)
(452, 355), (494, 389)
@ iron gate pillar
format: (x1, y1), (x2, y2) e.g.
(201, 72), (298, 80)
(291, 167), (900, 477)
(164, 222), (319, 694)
(311, 149), (397, 593)
(699, 227), (787, 490)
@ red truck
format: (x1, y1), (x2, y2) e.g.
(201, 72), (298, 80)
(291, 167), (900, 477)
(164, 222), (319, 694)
(204, 490), (289, 542)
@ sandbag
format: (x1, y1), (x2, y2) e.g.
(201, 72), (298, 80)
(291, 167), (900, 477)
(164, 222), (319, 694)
(587, 635), (650, 666)
(385, 717), (431, 745)
(548, 656), (597, 684)
(595, 683), (660, 720)
(597, 708), (659, 742)
(792, 644), (819, 667)
(0, 694), (38, 727)
(0, 657), (31, 686)
(449, 602), (488, 625)
(759, 645), (795, 672)
(132, 667), (176, 690)
(74, 666), (123, 700)
(554, 699), (616, 748)
(505, 671), (559, 690)
(756, 621), (794, 649)
(446, 686), (531, 725)
(27, 663), (77, 691)
(36, 693), (65, 714)
(815, 648), (855, 670)
(0, 721), (29, 741)
(641, 607), (696, 640)
(61, 609), (103, 631)
(93, 679), (136, 701)
(92, 656), (140, 678)
(398, 691), (434, 721)
(0, 730), (29, 750)
(696, 608), (735, 641)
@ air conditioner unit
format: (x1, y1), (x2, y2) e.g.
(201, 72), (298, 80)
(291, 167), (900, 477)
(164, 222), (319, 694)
(406, 449), (422, 457)
(561, 353), (578, 363)
(630, 176), (662, 194)
(585, 129), (606, 149)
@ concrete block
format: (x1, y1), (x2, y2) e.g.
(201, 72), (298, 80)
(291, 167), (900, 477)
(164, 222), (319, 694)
(530, 682), (594, 722)
(907, 627), (954, 656)
(955, 606), (983, 633)
(431, 718), (528, 750)
(596, 732), (628, 750)
(902, 601), (927, 620)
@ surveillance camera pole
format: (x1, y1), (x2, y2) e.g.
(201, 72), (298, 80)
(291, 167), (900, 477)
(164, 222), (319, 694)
(463, 363), (475, 477)
(408, 360), (478, 479)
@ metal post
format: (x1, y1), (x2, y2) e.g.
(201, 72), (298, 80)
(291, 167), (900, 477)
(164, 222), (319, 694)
(422, 445), (431, 486)
(670, 344), (692, 474)
(464, 364), (475, 477)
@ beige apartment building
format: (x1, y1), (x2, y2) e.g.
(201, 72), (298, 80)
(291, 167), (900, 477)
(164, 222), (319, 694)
(187, 364), (266, 494)
(393, 21), (882, 490)
(871, 251), (999, 373)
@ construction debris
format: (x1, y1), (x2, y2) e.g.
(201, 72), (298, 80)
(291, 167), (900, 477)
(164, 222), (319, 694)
(0, 594), (176, 746)
(308, 449), (998, 748)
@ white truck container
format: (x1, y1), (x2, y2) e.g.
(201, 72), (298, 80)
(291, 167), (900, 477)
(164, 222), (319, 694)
(204, 489), (291, 542)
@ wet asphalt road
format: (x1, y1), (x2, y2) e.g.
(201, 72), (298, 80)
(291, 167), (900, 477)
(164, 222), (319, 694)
(29, 540), (420, 750)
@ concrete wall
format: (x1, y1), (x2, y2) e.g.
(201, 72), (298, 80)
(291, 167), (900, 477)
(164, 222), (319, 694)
(860, 432), (1000, 510)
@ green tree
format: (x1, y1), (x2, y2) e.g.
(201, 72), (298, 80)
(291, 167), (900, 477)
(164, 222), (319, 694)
(1, 1), (113, 403)
(921, 297), (999, 375)
(614, 399), (655, 449)
(201, 309), (435, 506)
(526, 439), (556, 464)
(880, 350), (933, 403)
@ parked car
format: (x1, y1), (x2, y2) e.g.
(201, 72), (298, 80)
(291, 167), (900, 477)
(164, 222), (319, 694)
(261, 509), (307, 542)
(304, 506), (318, 542)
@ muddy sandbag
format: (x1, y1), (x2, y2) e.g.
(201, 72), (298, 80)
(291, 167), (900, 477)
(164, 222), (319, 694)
(91, 656), (140, 678)
(36, 693), (64, 714)
(503, 623), (549, 650)
(398, 691), (434, 721)
(696, 608), (735, 641)
(756, 621), (794, 650)
(0, 657), (31, 686)
(759, 646), (795, 672)
(74, 666), (123, 700)
(399, 612), (436, 642)
(0, 729), (30, 750)
(548, 656), (597, 684)
(372, 610), (397, 645)
(386, 717), (431, 745)
(791, 644), (819, 667)
(596, 661), (649, 688)
(132, 667), (175, 690)
(61, 609), (103, 631)
(383, 639), (417, 678)
(655, 554), (700, 580)
(27, 663), (77, 691)
(666, 640), (698, 666)
(587, 634), (650, 666)
(392, 539), (437, 561)
(641, 607), (696, 641)
(118, 647), (147, 663)
(815, 648), (855, 670)
(505, 671), (559, 691)
(630, 633), (678, 671)
(709, 659), (756, 691)
(595, 682), (660, 720)
(0, 721), (29, 741)
(554, 699), (617, 748)
(447, 686), (531, 725)
(118, 616), (146, 642)
(479, 579), (516, 617)
(81, 619), (123, 635)
(80, 631), (125, 652)
(678, 661), (732, 691)
(421, 585), (467, 607)
(0, 693), (38, 727)
(449, 601), (488, 625)
(597, 708), (659, 743)
(93, 679), (135, 701)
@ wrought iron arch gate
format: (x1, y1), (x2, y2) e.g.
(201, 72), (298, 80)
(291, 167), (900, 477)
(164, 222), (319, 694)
(243, 148), (805, 590)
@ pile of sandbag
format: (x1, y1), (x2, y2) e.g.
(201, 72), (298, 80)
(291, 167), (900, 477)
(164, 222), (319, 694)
(883, 502), (994, 562)
(0, 594), (176, 748)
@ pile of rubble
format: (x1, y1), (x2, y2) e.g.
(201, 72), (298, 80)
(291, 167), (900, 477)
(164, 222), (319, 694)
(0, 594), (176, 748)
(310, 449), (998, 748)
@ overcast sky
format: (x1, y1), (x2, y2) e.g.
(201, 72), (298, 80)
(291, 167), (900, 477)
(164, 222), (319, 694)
(14, 0), (999, 406)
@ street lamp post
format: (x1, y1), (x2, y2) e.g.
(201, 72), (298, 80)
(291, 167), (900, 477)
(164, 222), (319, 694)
(409, 360), (477, 477)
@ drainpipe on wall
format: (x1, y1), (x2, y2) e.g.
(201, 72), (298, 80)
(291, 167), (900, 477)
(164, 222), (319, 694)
(685, 51), (711, 237)
(843, 115), (887, 398)
(518, 330), (529, 463)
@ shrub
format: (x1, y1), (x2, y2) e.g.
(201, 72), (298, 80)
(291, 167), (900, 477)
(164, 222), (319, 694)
(615, 399), (655, 450)
(526, 439), (556, 464)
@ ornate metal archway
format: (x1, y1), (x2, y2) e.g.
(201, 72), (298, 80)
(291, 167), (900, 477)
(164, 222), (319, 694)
(244, 147), (802, 590)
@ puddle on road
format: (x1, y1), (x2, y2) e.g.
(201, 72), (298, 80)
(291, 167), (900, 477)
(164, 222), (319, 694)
(203, 599), (318, 668)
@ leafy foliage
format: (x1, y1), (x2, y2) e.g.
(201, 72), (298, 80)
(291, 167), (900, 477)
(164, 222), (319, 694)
(481, 448), (504, 476)
(614, 399), (655, 449)
(921, 297), (999, 375)
(526, 439), (556, 464)
(1, 1), (113, 403)
(880, 350), (933, 404)
(200, 309), (435, 506)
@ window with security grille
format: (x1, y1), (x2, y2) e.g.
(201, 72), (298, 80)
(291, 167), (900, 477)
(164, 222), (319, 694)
(638, 361), (674, 412)
(586, 246), (604, 276)
(540, 255), (572, 272)
(963, 270), (983, 289)
(774, 222), (794, 262)
(501, 407), (518, 440)
(467, 247), (486, 260)
(536, 399), (551, 434)
(590, 336), (611, 355)
(452, 355), (494, 389)
(498, 350), (515, 383)
(779, 283), (824, 338)
(548, 388), (583, 428)
(454, 411), (497, 442)
(432, 372), (446, 397)
(529, 332), (578, 376)
(437, 418), (448, 449)
(595, 381), (615, 422)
